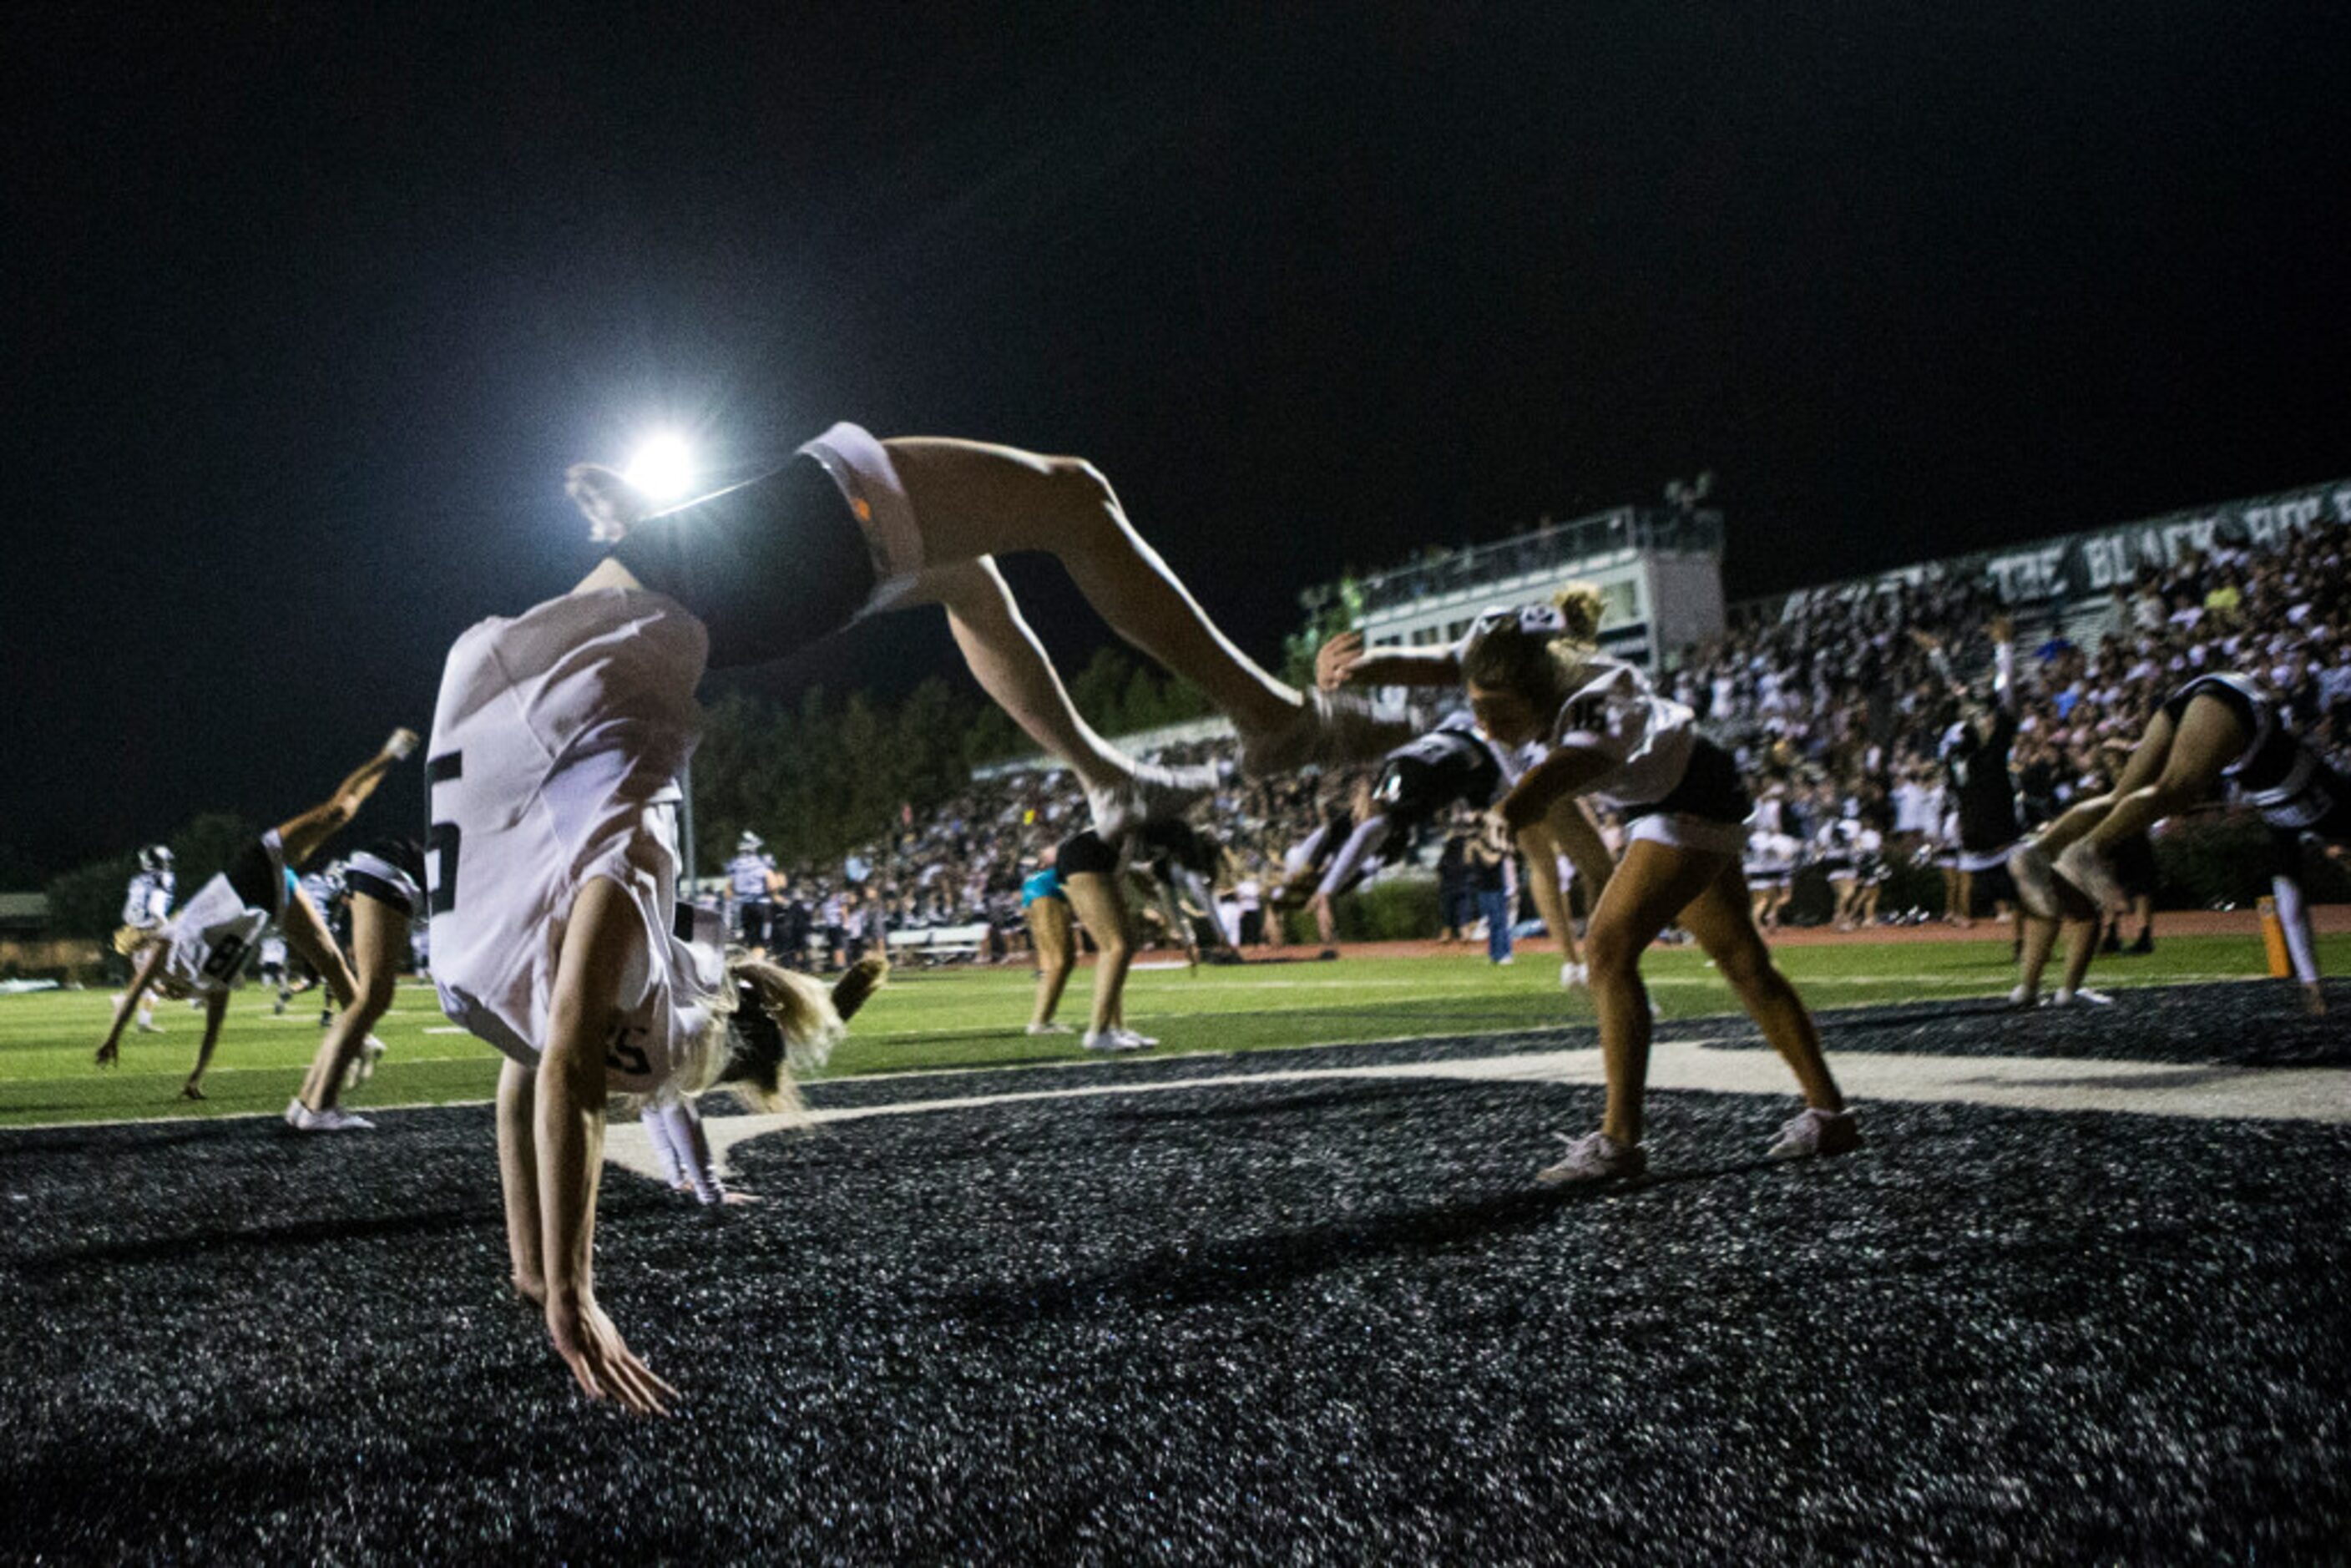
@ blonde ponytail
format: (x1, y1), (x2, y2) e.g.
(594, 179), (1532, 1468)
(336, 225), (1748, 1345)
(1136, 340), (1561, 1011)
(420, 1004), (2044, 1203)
(1550, 583), (1606, 648)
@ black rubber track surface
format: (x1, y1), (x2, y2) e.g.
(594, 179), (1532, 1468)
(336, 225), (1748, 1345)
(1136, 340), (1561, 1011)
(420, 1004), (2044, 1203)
(3, 982), (2346, 1563)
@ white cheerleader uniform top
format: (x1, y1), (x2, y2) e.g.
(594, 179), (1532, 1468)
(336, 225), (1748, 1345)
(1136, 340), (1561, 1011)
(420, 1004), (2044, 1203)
(1546, 659), (1700, 812)
(426, 587), (726, 1097)
(156, 835), (286, 998)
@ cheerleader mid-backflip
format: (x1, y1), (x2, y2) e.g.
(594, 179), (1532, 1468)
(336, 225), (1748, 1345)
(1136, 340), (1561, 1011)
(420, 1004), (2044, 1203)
(95, 732), (416, 1100)
(2010, 671), (2345, 1013)
(434, 421), (1400, 1414)
(1323, 592), (1854, 1182)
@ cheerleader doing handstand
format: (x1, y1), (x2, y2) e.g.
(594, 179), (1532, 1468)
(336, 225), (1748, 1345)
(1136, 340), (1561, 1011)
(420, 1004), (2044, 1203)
(433, 423), (1393, 1414)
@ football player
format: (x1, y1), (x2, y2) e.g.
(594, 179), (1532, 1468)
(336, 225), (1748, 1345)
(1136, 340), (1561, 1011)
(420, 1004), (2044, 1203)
(111, 845), (176, 1034)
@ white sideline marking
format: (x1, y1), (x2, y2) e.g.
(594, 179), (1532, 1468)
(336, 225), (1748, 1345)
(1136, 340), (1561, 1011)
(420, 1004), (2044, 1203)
(603, 1039), (2351, 1187)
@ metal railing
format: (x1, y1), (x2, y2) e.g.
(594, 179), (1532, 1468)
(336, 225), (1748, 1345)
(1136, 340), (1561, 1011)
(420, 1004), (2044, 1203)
(1356, 507), (1722, 614)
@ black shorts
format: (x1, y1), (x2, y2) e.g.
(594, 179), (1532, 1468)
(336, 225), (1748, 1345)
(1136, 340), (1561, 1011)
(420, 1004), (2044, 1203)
(2161, 671), (2263, 730)
(608, 455), (877, 670)
(345, 837), (427, 920)
(1057, 829), (1119, 878)
(738, 900), (773, 947)
(1969, 862), (2019, 914)
(1132, 820), (1216, 877)
(1625, 736), (1753, 831)
(225, 837), (287, 918)
(2107, 832), (2158, 898)
(1378, 748), (1499, 835)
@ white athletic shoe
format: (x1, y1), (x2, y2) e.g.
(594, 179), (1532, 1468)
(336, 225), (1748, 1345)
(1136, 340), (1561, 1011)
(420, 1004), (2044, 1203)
(1083, 1029), (1145, 1052)
(342, 1035), (387, 1091)
(285, 1098), (375, 1133)
(1115, 1028), (1159, 1049)
(1560, 962), (1588, 989)
(2054, 840), (2128, 913)
(2049, 987), (2115, 1007)
(1084, 761), (1219, 843)
(382, 727), (419, 761)
(2005, 983), (2039, 1010)
(2006, 841), (2063, 921)
(1025, 1021), (1074, 1036)
(1767, 1106), (1863, 1161)
(134, 1015), (163, 1034)
(1534, 1130), (1646, 1186)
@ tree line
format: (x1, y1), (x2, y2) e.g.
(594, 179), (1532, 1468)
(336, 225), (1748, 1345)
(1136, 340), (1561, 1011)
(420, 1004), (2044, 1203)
(37, 650), (1227, 937)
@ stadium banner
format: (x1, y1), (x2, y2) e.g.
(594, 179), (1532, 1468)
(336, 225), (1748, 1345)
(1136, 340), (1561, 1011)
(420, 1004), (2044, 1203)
(1984, 478), (2351, 604)
(1774, 477), (2351, 620)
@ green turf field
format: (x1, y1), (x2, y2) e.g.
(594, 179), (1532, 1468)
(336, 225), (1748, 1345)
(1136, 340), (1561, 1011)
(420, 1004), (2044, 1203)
(0, 933), (2317, 1128)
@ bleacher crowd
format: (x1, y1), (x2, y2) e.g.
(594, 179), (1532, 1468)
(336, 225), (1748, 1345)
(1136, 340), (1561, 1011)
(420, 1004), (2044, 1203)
(710, 517), (2351, 966)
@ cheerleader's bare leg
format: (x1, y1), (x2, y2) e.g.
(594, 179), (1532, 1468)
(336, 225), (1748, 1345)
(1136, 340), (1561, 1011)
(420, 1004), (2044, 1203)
(182, 991), (230, 1099)
(277, 887), (358, 1012)
(882, 438), (1304, 740)
(1062, 870), (1134, 1038)
(1027, 899), (1075, 1029)
(923, 557), (1140, 797)
(1579, 841), (1727, 1148)
(271, 731), (418, 869)
(2079, 697), (2247, 855)
(296, 892), (406, 1113)
(1675, 859), (1846, 1119)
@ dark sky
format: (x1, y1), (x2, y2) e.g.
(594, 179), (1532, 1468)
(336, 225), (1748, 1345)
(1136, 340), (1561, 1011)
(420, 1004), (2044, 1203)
(5, 3), (2348, 877)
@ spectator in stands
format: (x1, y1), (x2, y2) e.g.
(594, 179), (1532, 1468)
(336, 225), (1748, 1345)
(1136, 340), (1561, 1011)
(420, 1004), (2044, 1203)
(1464, 816), (1515, 965)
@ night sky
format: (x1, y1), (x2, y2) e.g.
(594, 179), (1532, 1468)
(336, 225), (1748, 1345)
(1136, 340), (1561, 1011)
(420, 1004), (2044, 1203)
(5, 3), (2348, 877)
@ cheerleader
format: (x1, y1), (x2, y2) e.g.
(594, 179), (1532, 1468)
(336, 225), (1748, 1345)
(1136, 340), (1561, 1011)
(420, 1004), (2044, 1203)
(442, 422), (1389, 1412)
(1027, 829), (1155, 1050)
(284, 838), (425, 1130)
(1921, 620), (2022, 940)
(95, 733), (414, 1100)
(1327, 590), (1855, 1181)
(1316, 635), (1615, 986)
(2011, 672), (2344, 1013)
(1743, 825), (1802, 931)
(1810, 806), (1857, 929)
(1021, 844), (1078, 1034)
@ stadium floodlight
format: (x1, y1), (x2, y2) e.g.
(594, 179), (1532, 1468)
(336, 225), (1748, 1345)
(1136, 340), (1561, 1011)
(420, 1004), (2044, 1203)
(623, 432), (695, 502)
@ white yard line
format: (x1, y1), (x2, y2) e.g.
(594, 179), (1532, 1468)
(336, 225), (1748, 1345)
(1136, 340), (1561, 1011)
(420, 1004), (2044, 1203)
(604, 1039), (2351, 1186)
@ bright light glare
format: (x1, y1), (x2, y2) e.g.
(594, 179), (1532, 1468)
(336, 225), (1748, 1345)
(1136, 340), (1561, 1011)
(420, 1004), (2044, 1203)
(622, 432), (695, 501)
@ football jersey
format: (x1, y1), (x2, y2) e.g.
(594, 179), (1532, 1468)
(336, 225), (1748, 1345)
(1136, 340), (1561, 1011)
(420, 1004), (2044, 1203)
(301, 869), (343, 913)
(259, 932), (289, 968)
(120, 869), (175, 930)
(727, 850), (776, 902)
(157, 866), (278, 997)
(1547, 658), (1699, 812)
(425, 587), (726, 1097)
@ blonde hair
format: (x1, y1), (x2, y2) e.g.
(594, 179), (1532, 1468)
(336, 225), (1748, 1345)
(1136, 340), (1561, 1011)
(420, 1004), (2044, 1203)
(1457, 584), (1607, 711)
(1550, 583), (1606, 646)
(640, 952), (887, 1121)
